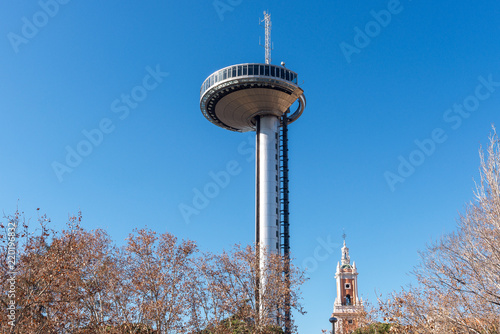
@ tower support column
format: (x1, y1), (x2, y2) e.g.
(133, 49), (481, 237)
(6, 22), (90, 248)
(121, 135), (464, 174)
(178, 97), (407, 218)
(256, 114), (280, 322)
(256, 115), (280, 254)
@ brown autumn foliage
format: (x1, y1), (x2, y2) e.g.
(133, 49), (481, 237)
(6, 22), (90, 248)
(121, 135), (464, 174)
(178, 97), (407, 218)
(0, 211), (128, 333)
(0, 211), (305, 334)
(377, 129), (500, 334)
(123, 228), (198, 332)
(188, 245), (306, 333)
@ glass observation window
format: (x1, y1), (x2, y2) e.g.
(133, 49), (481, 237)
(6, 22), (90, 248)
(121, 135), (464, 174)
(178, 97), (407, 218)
(259, 65), (264, 75)
(271, 66), (276, 77)
(264, 65), (269, 76)
(243, 65), (247, 75)
(238, 66), (242, 76)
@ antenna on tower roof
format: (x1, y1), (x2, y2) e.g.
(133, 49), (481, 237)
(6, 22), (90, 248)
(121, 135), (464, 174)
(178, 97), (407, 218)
(260, 11), (272, 64)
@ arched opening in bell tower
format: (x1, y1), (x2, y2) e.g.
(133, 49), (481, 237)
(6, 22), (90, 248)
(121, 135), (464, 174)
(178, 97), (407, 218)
(345, 294), (351, 305)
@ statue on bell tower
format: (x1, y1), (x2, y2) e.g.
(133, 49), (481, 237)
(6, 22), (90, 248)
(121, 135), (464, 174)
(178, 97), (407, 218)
(341, 241), (350, 266)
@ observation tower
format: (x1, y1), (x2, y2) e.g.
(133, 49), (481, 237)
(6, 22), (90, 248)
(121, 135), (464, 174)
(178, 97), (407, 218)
(199, 11), (305, 332)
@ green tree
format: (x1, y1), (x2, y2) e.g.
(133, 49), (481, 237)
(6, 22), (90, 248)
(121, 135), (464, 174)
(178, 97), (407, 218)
(352, 323), (391, 334)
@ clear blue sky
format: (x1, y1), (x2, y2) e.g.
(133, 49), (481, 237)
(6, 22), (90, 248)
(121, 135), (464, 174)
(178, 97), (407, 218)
(1, 0), (500, 332)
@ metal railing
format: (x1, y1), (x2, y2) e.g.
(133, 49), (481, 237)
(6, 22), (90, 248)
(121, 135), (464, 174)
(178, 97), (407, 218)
(200, 63), (299, 97)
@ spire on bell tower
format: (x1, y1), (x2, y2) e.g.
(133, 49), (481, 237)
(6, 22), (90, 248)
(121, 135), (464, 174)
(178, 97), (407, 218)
(341, 232), (350, 266)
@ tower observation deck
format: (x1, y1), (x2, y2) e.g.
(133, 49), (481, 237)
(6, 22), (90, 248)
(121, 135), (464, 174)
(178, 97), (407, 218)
(200, 63), (305, 132)
(199, 12), (305, 333)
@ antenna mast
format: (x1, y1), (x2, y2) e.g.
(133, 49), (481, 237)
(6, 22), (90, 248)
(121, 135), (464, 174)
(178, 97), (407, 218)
(261, 11), (272, 64)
